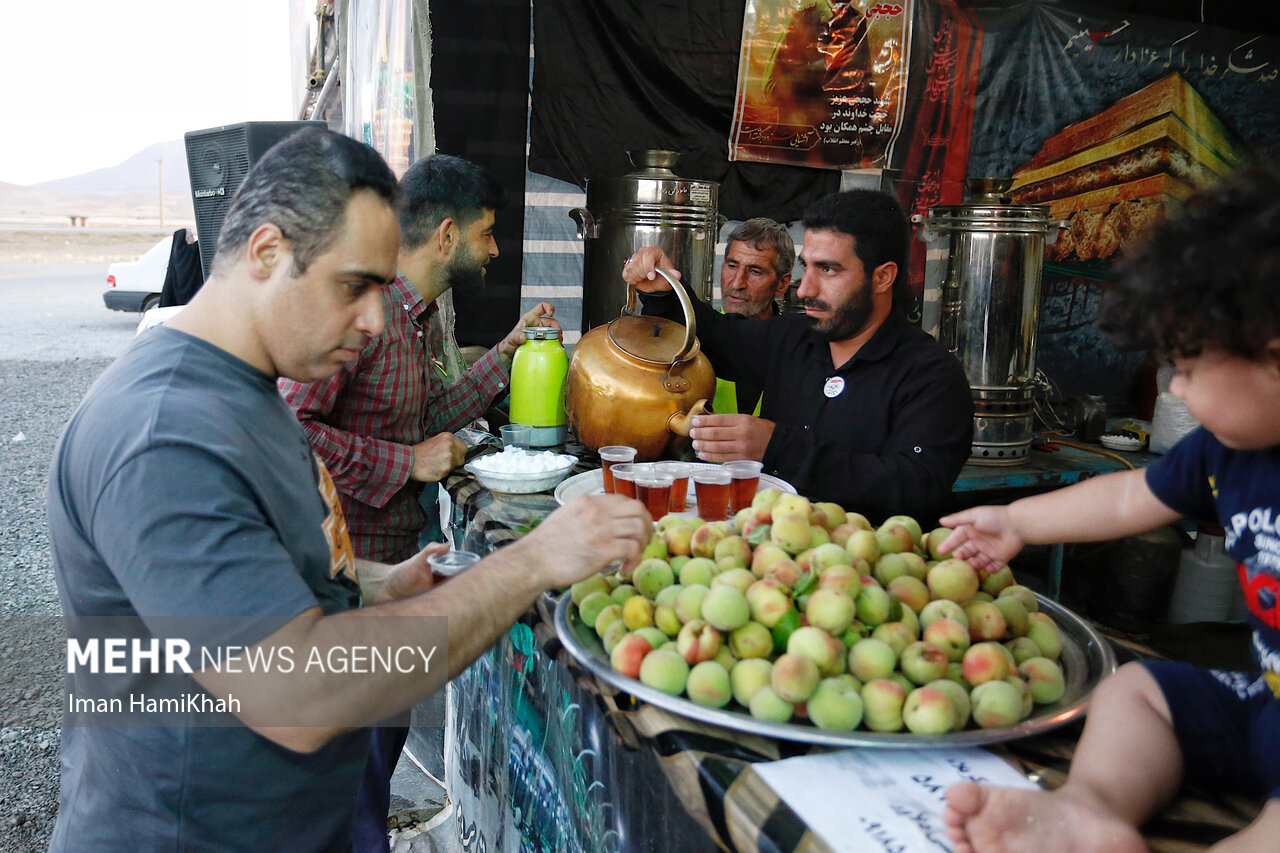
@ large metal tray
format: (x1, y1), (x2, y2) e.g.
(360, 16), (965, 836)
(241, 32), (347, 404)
(554, 464), (796, 509)
(554, 591), (1116, 748)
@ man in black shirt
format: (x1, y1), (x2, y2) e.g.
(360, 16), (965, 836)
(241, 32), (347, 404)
(624, 189), (973, 525)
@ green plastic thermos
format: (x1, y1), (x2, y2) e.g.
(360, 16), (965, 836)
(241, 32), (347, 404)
(509, 326), (568, 446)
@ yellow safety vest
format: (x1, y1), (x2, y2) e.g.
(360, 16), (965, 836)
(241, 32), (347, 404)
(710, 301), (777, 416)
(713, 377), (763, 416)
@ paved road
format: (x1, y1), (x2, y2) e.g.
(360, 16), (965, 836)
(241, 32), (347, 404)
(0, 263), (138, 361)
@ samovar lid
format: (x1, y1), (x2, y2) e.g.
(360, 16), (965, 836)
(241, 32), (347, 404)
(922, 177), (1057, 230)
(586, 150), (719, 210)
(624, 150), (682, 178)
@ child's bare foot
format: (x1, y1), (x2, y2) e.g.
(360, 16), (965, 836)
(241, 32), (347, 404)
(942, 781), (1147, 853)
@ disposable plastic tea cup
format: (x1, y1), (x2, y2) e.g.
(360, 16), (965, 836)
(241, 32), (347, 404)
(500, 424), (532, 450)
(429, 550), (481, 586)
(610, 463), (639, 499)
(724, 460), (764, 513)
(617, 462), (656, 501)
(598, 445), (638, 493)
(633, 471), (675, 520)
(656, 462), (692, 512)
(692, 467), (732, 521)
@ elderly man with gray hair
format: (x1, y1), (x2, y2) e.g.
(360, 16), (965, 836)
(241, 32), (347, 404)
(713, 217), (795, 415)
(719, 217), (795, 321)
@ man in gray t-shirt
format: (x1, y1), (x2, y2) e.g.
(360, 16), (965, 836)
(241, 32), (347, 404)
(50, 327), (369, 850)
(47, 128), (652, 851)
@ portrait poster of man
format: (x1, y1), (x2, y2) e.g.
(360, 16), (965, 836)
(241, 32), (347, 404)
(730, 0), (912, 169)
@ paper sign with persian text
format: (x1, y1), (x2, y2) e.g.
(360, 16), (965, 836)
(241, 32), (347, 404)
(730, 0), (913, 169)
(753, 747), (1040, 852)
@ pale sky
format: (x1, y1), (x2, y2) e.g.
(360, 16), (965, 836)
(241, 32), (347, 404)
(0, 1), (299, 186)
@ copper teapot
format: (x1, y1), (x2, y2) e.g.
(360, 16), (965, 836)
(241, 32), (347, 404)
(566, 269), (716, 461)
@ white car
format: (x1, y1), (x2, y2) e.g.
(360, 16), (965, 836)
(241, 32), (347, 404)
(103, 235), (172, 313)
(136, 305), (186, 335)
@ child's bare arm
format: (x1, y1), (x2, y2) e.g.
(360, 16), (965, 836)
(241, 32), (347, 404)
(941, 469), (1183, 571)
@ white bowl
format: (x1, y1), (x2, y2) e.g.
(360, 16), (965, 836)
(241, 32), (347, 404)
(1099, 433), (1144, 452)
(464, 456), (577, 494)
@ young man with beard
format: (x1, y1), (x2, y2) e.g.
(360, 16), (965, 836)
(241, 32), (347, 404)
(625, 189), (973, 525)
(281, 154), (556, 564)
(712, 217), (795, 416)
(279, 153), (558, 852)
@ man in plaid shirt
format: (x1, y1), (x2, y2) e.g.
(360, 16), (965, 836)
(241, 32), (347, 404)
(279, 154), (559, 852)
(280, 155), (558, 565)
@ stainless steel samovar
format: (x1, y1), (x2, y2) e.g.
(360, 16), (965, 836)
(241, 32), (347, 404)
(570, 150), (723, 335)
(915, 178), (1067, 464)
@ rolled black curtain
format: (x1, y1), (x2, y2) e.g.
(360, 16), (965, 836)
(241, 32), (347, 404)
(430, 0), (530, 347)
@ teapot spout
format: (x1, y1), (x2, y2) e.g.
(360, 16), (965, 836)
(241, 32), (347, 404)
(666, 399), (709, 437)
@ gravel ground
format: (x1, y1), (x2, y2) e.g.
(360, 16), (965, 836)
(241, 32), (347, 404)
(0, 244), (139, 851)
(0, 360), (114, 850)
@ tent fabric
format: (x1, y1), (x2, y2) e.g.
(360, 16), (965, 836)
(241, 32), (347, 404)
(529, 0), (840, 223)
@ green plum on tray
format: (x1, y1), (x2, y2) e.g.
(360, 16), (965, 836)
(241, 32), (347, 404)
(553, 489), (1116, 748)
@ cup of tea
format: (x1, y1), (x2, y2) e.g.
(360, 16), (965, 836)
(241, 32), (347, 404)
(692, 467), (732, 521)
(428, 550), (481, 586)
(632, 470), (675, 520)
(724, 460), (764, 513)
(598, 445), (638, 493)
(610, 462), (639, 499)
(656, 462), (692, 512)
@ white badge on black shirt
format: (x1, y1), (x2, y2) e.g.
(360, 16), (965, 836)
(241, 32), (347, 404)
(824, 376), (846, 398)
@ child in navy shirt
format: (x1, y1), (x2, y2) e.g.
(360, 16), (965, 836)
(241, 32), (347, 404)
(939, 167), (1280, 853)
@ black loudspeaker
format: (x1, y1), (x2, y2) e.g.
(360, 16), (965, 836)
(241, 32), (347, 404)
(185, 121), (325, 278)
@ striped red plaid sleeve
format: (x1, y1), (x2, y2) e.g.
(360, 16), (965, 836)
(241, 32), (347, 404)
(280, 372), (414, 509)
(426, 347), (510, 434)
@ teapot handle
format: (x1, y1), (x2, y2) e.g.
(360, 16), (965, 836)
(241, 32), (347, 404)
(624, 268), (697, 362)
